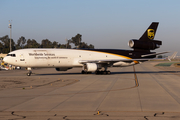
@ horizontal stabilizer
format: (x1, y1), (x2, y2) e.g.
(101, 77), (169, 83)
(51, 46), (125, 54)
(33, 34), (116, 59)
(141, 51), (169, 57)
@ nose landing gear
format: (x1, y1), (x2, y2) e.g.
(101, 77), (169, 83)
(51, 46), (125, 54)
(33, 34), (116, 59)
(26, 67), (32, 76)
(27, 71), (32, 76)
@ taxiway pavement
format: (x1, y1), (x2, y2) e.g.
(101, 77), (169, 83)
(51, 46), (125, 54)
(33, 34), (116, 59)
(0, 62), (180, 119)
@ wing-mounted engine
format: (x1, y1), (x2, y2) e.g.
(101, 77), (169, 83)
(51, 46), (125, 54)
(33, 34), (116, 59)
(128, 39), (162, 50)
(83, 63), (101, 72)
(55, 67), (72, 71)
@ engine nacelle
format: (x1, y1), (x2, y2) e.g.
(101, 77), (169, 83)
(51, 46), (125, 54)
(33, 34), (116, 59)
(83, 63), (98, 72)
(55, 67), (72, 71)
(128, 39), (161, 50)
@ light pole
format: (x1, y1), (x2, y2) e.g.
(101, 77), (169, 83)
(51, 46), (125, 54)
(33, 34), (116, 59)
(8, 20), (12, 52)
(65, 38), (68, 48)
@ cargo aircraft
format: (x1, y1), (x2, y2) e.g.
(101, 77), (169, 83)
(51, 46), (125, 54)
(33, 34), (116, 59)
(3, 22), (167, 76)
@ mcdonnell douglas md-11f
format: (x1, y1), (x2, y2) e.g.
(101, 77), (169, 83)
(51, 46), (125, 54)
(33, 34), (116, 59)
(4, 22), (167, 76)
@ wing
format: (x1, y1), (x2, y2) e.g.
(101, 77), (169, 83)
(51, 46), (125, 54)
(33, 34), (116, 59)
(79, 51), (169, 64)
(79, 58), (164, 64)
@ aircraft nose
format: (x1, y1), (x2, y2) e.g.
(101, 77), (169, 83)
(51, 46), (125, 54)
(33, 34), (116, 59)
(3, 56), (8, 63)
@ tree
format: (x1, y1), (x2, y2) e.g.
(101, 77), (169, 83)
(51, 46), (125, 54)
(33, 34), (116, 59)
(0, 35), (15, 53)
(0, 42), (3, 53)
(16, 36), (26, 49)
(157, 55), (163, 58)
(71, 33), (82, 47)
(52, 41), (59, 48)
(24, 39), (40, 48)
(79, 42), (94, 49)
(41, 39), (53, 48)
(0, 34), (95, 52)
(70, 34), (94, 49)
(59, 44), (67, 48)
(88, 44), (94, 49)
(65, 39), (72, 48)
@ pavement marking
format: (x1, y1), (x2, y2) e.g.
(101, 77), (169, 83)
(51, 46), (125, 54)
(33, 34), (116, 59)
(133, 65), (139, 87)
(0, 68), (140, 98)
(133, 65), (142, 111)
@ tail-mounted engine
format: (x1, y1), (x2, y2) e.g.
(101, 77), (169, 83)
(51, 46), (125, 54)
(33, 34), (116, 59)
(128, 39), (162, 50)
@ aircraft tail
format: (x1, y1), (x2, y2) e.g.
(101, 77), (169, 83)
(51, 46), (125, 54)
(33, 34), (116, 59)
(139, 22), (159, 41)
(128, 22), (162, 52)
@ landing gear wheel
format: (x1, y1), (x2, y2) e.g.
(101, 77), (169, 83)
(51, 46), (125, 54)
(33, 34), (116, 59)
(95, 70), (111, 75)
(27, 73), (31, 76)
(103, 71), (107, 75)
(107, 71), (111, 75)
(27, 71), (32, 76)
(95, 71), (100, 75)
(81, 70), (85, 74)
(81, 70), (92, 74)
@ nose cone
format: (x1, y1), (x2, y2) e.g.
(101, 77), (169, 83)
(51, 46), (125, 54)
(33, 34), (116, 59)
(3, 56), (9, 63)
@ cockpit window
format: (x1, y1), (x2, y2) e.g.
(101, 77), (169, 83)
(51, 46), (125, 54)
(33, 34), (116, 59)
(7, 54), (16, 57)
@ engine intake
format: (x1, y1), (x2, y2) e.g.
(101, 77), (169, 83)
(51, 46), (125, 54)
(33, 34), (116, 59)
(128, 39), (162, 50)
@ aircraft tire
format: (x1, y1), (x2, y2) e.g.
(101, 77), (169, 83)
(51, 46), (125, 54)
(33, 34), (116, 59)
(82, 70), (92, 74)
(107, 71), (111, 75)
(27, 73), (31, 76)
(27, 71), (32, 76)
(95, 71), (100, 75)
(81, 70), (85, 74)
(95, 70), (111, 75)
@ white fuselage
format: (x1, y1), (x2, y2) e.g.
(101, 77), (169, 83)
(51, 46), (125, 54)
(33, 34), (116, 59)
(3, 48), (135, 68)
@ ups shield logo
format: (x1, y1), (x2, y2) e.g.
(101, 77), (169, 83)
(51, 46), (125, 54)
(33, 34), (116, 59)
(147, 29), (154, 40)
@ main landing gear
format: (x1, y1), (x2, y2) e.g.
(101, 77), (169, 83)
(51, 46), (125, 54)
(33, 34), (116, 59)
(81, 70), (111, 75)
(27, 71), (32, 76)
(95, 70), (111, 75)
(81, 70), (92, 74)
(26, 67), (32, 76)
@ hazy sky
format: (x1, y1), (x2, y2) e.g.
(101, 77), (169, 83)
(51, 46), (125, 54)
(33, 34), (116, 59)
(1, 0), (180, 55)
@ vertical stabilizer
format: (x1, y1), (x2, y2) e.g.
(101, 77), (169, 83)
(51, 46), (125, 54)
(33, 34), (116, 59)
(139, 22), (159, 41)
